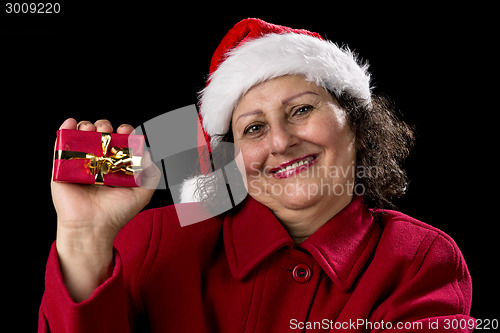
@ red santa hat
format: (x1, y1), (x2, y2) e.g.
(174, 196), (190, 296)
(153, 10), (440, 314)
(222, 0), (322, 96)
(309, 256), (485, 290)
(181, 18), (372, 202)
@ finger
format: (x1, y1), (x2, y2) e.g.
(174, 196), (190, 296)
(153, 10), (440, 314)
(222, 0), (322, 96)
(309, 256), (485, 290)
(53, 118), (80, 185)
(116, 124), (135, 135)
(59, 118), (77, 130)
(77, 120), (96, 131)
(94, 119), (113, 133)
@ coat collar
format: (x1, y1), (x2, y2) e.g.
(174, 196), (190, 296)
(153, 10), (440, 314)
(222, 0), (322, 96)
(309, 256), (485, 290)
(223, 196), (381, 291)
(223, 197), (293, 280)
(298, 196), (381, 291)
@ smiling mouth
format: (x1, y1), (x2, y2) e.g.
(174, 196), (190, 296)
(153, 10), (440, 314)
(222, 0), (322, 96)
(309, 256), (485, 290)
(270, 154), (318, 178)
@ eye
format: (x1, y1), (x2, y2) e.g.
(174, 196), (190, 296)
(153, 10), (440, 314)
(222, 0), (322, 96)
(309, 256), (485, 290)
(291, 105), (314, 118)
(243, 123), (264, 136)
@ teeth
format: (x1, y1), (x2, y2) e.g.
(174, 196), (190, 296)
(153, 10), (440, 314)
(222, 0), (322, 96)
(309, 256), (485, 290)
(275, 156), (314, 174)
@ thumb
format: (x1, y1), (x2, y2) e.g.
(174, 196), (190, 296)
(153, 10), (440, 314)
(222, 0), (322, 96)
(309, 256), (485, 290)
(136, 151), (161, 191)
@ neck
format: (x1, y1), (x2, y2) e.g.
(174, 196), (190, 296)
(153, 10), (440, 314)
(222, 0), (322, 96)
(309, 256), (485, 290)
(273, 194), (354, 243)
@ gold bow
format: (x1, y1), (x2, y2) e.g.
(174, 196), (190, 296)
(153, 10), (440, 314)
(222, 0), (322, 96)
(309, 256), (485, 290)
(55, 133), (142, 185)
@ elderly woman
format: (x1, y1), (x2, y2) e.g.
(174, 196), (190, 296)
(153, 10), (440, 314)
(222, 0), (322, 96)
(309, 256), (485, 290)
(39, 18), (474, 332)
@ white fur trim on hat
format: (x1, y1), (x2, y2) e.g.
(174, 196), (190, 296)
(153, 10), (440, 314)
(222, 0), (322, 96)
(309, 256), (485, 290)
(199, 32), (371, 146)
(179, 175), (199, 203)
(179, 174), (219, 203)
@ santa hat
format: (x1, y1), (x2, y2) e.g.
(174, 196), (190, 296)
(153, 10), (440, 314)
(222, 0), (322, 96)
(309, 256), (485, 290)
(180, 18), (372, 203)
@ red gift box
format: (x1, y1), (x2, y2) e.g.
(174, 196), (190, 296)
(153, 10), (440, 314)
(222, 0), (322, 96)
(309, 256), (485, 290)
(53, 129), (145, 187)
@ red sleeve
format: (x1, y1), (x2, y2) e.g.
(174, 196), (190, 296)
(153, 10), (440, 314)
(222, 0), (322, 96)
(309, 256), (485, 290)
(38, 209), (157, 333)
(38, 244), (131, 332)
(373, 232), (475, 332)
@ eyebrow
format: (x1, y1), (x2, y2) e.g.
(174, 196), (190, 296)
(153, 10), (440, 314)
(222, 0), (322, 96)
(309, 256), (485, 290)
(234, 91), (319, 126)
(234, 110), (263, 126)
(281, 91), (318, 105)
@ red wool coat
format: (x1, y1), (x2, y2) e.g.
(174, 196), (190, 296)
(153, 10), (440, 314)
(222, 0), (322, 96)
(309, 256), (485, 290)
(38, 196), (474, 332)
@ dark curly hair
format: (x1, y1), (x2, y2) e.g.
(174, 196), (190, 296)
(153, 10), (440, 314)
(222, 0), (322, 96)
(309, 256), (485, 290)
(336, 93), (414, 208)
(192, 91), (414, 210)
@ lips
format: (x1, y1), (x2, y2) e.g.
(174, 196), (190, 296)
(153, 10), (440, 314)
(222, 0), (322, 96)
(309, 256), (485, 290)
(270, 154), (318, 179)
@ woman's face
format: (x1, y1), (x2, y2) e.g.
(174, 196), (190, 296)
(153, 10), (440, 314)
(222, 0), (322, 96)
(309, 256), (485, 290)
(231, 75), (356, 214)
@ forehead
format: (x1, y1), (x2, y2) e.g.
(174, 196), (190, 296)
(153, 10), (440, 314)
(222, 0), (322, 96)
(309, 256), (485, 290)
(234, 75), (328, 113)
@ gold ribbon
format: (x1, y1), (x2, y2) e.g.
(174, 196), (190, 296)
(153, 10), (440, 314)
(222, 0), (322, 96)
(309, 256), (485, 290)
(55, 133), (142, 185)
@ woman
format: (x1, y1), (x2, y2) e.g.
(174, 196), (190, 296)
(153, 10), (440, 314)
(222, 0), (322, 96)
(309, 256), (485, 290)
(39, 18), (474, 332)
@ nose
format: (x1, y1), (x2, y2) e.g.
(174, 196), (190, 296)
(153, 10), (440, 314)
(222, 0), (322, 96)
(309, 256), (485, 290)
(269, 121), (298, 156)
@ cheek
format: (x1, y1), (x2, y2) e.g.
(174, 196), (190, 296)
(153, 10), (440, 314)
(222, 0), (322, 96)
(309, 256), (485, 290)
(238, 143), (267, 177)
(303, 114), (344, 145)
(304, 108), (355, 159)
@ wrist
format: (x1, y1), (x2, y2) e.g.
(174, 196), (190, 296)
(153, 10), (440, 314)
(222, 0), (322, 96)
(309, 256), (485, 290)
(56, 224), (116, 302)
(56, 220), (116, 276)
(56, 218), (117, 255)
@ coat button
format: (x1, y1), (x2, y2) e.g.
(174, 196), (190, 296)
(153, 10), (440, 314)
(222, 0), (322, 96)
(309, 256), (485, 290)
(292, 264), (312, 283)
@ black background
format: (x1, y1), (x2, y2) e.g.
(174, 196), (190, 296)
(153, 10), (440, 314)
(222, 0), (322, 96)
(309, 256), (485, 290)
(2, 2), (497, 331)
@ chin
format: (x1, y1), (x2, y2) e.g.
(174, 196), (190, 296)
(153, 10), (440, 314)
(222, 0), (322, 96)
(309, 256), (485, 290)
(275, 195), (322, 211)
(252, 180), (325, 211)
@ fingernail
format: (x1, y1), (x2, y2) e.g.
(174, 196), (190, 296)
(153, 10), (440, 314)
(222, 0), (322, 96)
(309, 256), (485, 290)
(77, 121), (91, 129)
(96, 120), (111, 128)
